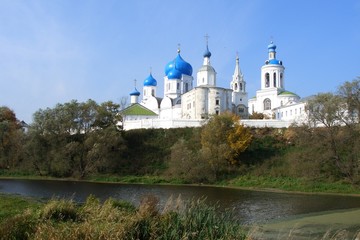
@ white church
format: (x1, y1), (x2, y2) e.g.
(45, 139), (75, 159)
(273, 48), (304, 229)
(120, 41), (306, 130)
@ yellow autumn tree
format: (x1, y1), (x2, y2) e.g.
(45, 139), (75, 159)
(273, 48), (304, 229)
(200, 112), (252, 179)
(227, 116), (252, 165)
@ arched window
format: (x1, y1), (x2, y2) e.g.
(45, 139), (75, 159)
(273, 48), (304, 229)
(265, 73), (270, 87)
(240, 83), (243, 91)
(264, 98), (271, 110)
(151, 89), (155, 96)
(234, 83), (238, 90)
(273, 72), (277, 87)
(280, 73), (283, 87)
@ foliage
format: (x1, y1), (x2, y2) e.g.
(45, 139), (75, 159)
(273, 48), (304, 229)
(0, 195), (246, 240)
(338, 76), (360, 124)
(200, 112), (252, 180)
(0, 107), (25, 169)
(166, 138), (215, 183)
(302, 79), (360, 184)
(40, 199), (79, 222)
(249, 111), (265, 119)
(25, 99), (125, 178)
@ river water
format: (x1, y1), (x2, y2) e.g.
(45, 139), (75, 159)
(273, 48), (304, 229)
(1, 179), (360, 225)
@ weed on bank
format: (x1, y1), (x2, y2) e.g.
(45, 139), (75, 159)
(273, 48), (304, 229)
(0, 194), (246, 240)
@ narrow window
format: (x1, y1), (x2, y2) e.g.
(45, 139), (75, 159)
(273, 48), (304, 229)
(240, 83), (243, 91)
(265, 73), (270, 87)
(215, 99), (220, 105)
(185, 83), (189, 92)
(234, 83), (238, 90)
(215, 110), (219, 115)
(151, 89), (155, 96)
(273, 72), (276, 87)
(177, 83), (180, 90)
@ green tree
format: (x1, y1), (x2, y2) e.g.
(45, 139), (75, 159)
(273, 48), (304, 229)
(0, 107), (24, 169)
(304, 91), (360, 183)
(338, 77), (360, 124)
(166, 138), (214, 183)
(27, 99), (125, 178)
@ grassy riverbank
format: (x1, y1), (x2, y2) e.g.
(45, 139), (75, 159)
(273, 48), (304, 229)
(85, 174), (360, 195)
(1, 193), (360, 239)
(2, 172), (360, 195)
(0, 194), (246, 240)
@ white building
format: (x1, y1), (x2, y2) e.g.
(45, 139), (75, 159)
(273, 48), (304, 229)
(121, 41), (307, 130)
(248, 42), (305, 119)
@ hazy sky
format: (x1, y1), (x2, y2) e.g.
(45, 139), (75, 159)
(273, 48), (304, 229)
(1, 0), (359, 123)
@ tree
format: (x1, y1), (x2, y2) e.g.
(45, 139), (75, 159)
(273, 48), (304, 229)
(166, 138), (215, 183)
(304, 92), (360, 183)
(338, 77), (360, 124)
(306, 92), (346, 128)
(27, 99), (125, 178)
(200, 112), (252, 179)
(0, 107), (24, 169)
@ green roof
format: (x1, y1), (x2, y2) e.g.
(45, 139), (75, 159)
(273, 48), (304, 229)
(278, 91), (299, 97)
(120, 103), (157, 116)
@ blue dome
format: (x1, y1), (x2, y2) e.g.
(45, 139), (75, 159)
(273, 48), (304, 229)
(165, 61), (175, 76)
(143, 73), (157, 86)
(167, 68), (182, 79)
(129, 88), (140, 96)
(203, 45), (211, 58)
(164, 51), (193, 77)
(269, 59), (281, 65)
(268, 42), (276, 52)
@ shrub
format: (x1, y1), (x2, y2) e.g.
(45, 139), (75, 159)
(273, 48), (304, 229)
(0, 210), (36, 240)
(40, 199), (79, 222)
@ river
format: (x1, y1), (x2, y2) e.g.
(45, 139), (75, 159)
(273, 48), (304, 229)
(1, 179), (360, 225)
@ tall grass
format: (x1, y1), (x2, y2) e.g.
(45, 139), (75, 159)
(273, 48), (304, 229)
(0, 195), (246, 240)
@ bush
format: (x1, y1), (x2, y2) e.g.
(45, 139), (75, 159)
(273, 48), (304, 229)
(0, 211), (36, 240)
(40, 199), (79, 222)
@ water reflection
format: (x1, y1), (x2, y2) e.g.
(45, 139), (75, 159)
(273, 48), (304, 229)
(1, 179), (360, 224)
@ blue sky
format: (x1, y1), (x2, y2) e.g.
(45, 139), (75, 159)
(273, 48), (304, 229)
(0, 0), (359, 123)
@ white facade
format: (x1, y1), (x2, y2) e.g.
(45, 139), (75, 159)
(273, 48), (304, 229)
(122, 41), (308, 130)
(248, 42), (305, 121)
(123, 43), (247, 130)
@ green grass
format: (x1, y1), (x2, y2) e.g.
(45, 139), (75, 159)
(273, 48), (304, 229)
(226, 175), (360, 194)
(0, 194), (42, 222)
(87, 174), (187, 185)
